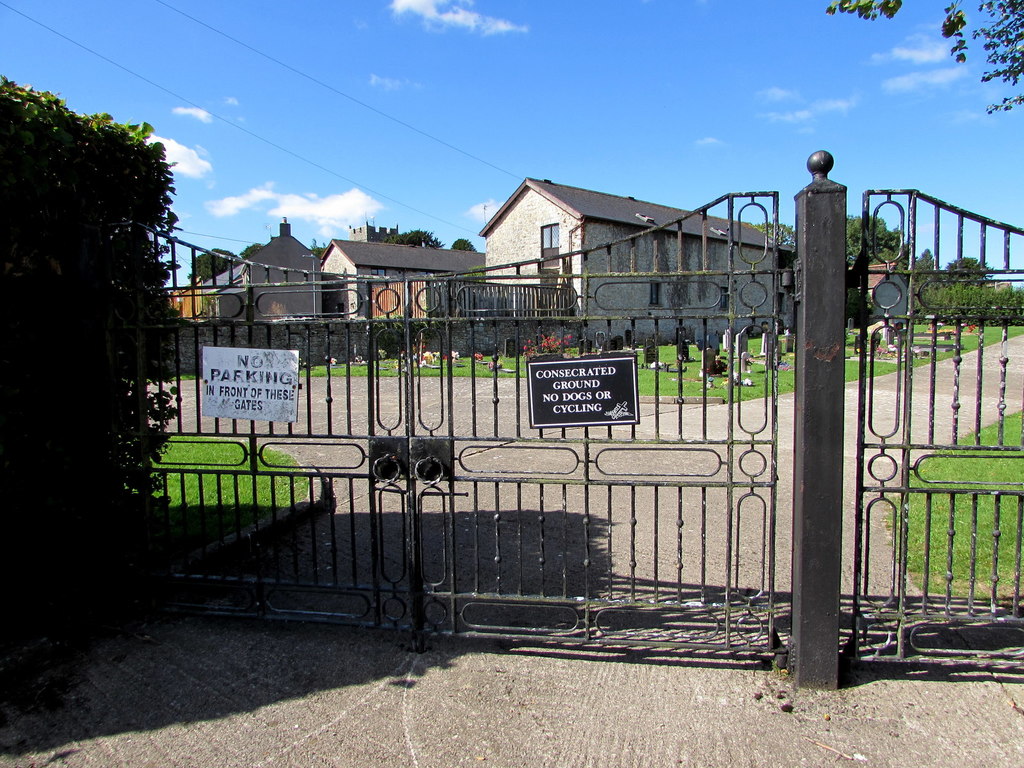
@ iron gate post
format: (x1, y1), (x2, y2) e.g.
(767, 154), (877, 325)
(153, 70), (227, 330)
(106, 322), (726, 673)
(791, 151), (847, 689)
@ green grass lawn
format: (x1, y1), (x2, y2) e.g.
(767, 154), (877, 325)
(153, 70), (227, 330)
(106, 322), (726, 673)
(304, 323), (1020, 403)
(906, 411), (1023, 601)
(150, 436), (300, 554)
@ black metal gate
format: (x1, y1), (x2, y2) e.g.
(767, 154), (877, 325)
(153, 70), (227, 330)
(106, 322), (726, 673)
(134, 191), (789, 655)
(851, 189), (1024, 660)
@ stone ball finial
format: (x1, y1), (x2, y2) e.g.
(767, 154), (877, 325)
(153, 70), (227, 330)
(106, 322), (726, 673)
(807, 150), (834, 181)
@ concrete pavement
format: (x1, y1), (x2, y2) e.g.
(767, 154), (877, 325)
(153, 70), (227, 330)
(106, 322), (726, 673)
(2, 615), (1023, 768)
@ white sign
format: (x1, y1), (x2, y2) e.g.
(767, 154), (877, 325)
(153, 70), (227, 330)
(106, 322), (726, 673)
(201, 346), (299, 422)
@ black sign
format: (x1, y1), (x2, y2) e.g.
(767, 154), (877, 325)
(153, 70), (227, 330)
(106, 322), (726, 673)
(527, 354), (640, 429)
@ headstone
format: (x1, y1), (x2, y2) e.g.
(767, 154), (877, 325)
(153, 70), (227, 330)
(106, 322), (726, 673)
(644, 338), (657, 365)
(609, 335), (624, 351)
(504, 337), (517, 358)
(594, 331), (606, 351)
(734, 332), (748, 360)
(624, 329), (634, 348)
(702, 347), (717, 375)
(677, 340), (691, 362)
(581, 338), (594, 354)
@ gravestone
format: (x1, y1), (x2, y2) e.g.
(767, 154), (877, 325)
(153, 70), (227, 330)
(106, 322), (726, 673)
(504, 337), (518, 358)
(734, 332), (748, 359)
(609, 335), (624, 351)
(644, 338), (657, 365)
(702, 347), (717, 375)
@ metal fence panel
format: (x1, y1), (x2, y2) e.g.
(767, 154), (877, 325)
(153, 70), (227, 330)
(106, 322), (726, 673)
(852, 190), (1024, 660)
(124, 192), (789, 655)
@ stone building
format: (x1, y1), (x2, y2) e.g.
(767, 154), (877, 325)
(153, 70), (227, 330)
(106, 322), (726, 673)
(319, 238), (484, 318)
(479, 178), (793, 341)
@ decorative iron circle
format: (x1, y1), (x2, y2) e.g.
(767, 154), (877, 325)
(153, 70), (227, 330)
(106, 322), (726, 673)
(373, 286), (403, 317)
(738, 448), (768, 479)
(372, 454), (403, 482)
(872, 279), (903, 310)
(384, 597), (406, 622)
(868, 453), (899, 483)
(423, 598), (448, 628)
(739, 280), (769, 310)
(414, 456), (445, 484)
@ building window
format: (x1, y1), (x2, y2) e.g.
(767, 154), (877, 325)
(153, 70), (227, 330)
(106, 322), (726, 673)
(541, 224), (559, 260)
(718, 285), (729, 310)
(649, 281), (661, 306)
(368, 267), (387, 277)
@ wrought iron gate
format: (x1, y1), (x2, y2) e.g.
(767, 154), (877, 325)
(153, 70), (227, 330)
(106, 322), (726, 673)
(851, 189), (1024, 660)
(134, 191), (789, 655)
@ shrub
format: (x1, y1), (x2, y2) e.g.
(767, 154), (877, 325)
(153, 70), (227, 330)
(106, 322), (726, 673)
(0, 79), (177, 637)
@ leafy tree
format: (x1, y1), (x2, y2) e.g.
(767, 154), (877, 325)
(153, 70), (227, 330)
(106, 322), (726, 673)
(1, 78), (177, 636)
(189, 247), (235, 283)
(309, 238), (328, 259)
(751, 222), (796, 250)
(913, 248), (935, 271)
(385, 229), (444, 248)
(846, 214), (905, 267)
(450, 238), (478, 251)
(944, 255), (990, 285)
(239, 242), (263, 260)
(826, 1), (1024, 112)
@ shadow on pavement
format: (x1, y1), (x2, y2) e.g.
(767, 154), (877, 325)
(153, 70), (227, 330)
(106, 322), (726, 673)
(0, 615), (460, 757)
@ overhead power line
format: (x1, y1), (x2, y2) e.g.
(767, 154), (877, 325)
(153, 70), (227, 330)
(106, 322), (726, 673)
(0, 0), (483, 237)
(154, 0), (520, 181)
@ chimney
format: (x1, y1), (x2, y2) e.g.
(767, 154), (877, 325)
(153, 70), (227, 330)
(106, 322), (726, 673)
(279, 217), (291, 238)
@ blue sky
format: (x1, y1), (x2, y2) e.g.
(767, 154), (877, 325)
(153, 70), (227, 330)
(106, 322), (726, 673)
(3, 0), (1022, 258)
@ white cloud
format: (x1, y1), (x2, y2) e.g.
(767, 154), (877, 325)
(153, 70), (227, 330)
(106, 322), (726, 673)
(206, 183), (385, 236)
(172, 106), (213, 123)
(465, 199), (499, 223)
(758, 93), (857, 127)
(206, 184), (278, 217)
(369, 73), (419, 91)
(695, 137), (723, 147)
(757, 86), (800, 103)
(224, 96), (239, 106)
(882, 66), (967, 94)
(761, 109), (814, 124)
(814, 97), (857, 114)
(391, 0), (527, 35)
(149, 135), (213, 178)
(872, 34), (948, 65)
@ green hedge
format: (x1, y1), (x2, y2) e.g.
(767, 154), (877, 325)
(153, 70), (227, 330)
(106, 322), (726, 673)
(0, 79), (176, 637)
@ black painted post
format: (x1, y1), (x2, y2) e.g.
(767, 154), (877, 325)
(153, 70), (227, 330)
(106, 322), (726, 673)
(792, 151), (846, 689)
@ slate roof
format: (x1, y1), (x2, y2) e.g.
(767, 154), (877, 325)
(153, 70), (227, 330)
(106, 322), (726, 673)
(323, 239), (485, 274)
(481, 178), (772, 248)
